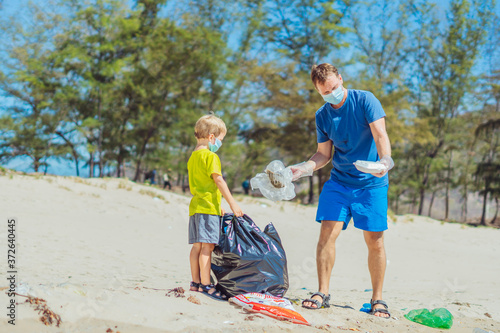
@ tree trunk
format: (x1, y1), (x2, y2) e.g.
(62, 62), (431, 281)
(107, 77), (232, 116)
(491, 197), (498, 225)
(418, 143), (442, 215)
(480, 190), (488, 226)
(97, 82), (104, 178)
(116, 151), (123, 177)
(428, 190), (437, 218)
(461, 190), (468, 222)
(444, 186), (449, 221)
(116, 160), (121, 177)
(395, 191), (400, 215)
(418, 186), (426, 216)
(418, 160), (433, 215)
(33, 158), (40, 172)
(134, 156), (144, 181)
(75, 159), (80, 177)
(96, 159), (101, 178)
(133, 129), (155, 181)
(99, 155), (104, 177)
(445, 151), (453, 221)
(55, 131), (80, 176)
(182, 174), (187, 193)
(410, 193), (415, 214)
(461, 186), (468, 222)
(89, 153), (94, 178)
(461, 148), (475, 222)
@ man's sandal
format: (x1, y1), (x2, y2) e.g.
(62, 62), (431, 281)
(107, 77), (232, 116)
(200, 283), (228, 302)
(190, 281), (200, 291)
(302, 292), (331, 309)
(369, 299), (391, 318)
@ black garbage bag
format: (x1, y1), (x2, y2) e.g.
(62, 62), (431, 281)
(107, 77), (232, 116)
(211, 214), (289, 298)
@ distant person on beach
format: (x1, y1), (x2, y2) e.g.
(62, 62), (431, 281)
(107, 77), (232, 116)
(242, 178), (250, 195)
(163, 172), (172, 190)
(151, 169), (157, 184)
(290, 64), (394, 318)
(187, 114), (244, 301)
(146, 169), (156, 184)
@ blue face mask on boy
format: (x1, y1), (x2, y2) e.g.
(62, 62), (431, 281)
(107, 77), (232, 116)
(322, 85), (344, 105)
(209, 138), (222, 152)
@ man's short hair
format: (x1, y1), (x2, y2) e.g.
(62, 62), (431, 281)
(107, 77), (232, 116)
(194, 114), (227, 139)
(311, 63), (340, 87)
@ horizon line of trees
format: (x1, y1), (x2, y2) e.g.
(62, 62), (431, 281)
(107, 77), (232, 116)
(0, 0), (498, 225)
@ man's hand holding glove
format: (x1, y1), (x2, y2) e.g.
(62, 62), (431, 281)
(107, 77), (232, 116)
(289, 161), (315, 181)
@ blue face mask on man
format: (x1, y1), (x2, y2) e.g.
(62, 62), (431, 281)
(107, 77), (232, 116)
(209, 138), (222, 152)
(322, 85), (344, 105)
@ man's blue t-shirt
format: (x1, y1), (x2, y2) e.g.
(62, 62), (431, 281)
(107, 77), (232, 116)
(316, 89), (388, 189)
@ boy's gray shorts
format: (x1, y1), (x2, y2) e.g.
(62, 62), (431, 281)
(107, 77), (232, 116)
(188, 213), (220, 244)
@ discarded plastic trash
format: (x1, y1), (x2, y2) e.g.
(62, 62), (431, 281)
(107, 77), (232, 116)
(353, 160), (387, 174)
(360, 303), (371, 313)
(229, 293), (310, 325)
(16, 282), (33, 296)
(211, 214), (289, 297)
(250, 160), (295, 201)
(231, 292), (295, 310)
(266, 169), (285, 188)
(404, 308), (453, 329)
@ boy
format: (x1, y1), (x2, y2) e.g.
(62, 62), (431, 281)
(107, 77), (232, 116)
(187, 114), (243, 301)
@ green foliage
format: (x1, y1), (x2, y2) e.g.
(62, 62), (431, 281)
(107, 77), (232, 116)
(0, 3), (68, 172)
(0, 0), (498, 220)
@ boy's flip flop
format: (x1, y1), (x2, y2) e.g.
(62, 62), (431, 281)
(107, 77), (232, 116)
(200, 283), (228, 302)
(369, 299), (391, 318)
(302, 292), (331, 309)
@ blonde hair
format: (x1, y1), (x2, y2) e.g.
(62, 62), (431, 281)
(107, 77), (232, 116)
(194, 114), (227, 139)
(311, 63), (340, 87)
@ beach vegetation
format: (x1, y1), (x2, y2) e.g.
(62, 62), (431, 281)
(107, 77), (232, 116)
(58, 185), (72, 191)
(139, 188), (166, 202)
(118, 180), (133, 191)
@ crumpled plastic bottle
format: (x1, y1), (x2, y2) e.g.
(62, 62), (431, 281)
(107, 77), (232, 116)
(404, 308), (453, 329)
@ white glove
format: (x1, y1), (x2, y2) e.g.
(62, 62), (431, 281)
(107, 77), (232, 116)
(289, 161), (315, 181)
(380, 155), (394, 172)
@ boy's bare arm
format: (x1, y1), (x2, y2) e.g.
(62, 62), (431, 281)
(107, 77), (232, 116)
(212, 173), (243, 217)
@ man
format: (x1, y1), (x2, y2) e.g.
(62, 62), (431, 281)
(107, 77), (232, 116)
(163, 171), (172, 190)
(242, 178), (250, 195)
(150, 169), (157, 185)
(290, 63), (394, 318)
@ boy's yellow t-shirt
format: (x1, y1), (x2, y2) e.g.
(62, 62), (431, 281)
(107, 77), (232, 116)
(187, 149), (222, 216)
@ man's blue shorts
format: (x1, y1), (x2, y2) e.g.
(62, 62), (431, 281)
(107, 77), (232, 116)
(316, 180), (388, 232)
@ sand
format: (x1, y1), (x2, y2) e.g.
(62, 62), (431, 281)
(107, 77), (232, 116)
(0, 171), (499, 333)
